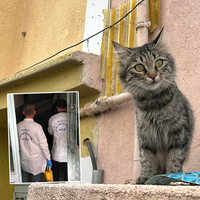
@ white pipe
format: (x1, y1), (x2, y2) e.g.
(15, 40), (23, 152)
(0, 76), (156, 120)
(136, 0), (150, 45)
(132, 0), (150, 183)
(80, 92), (133, 117)
(108, 0), (111, 10)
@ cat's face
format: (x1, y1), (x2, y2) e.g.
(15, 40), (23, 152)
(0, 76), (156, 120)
(113, 28), (176, 94)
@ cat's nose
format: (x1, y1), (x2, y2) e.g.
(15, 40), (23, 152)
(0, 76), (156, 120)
(149, 74), (157, 80)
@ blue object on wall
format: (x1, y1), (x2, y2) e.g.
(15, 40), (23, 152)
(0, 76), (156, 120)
(145, 172), (200, 185)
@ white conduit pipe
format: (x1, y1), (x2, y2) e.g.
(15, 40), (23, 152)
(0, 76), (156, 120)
(132, 0), (150, 183)
(80, 92), (133, 117)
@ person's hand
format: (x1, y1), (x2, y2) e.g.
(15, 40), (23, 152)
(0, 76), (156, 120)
(47, 160), (52, 168)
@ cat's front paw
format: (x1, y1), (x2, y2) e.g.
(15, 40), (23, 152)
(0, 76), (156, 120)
(136, 176), (148, 184)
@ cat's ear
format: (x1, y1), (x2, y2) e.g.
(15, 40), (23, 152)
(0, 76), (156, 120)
(112, 41), (132, 65)
(151, 27), (164, 47)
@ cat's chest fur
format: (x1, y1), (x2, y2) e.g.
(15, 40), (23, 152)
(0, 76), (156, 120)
(136, 107), (170, 150)
(135, 87), (181, 151)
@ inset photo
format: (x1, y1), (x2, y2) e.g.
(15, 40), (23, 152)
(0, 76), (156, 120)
(7, 92), (81, 184)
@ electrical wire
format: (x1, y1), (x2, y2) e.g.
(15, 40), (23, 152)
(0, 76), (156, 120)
(23, 0), (145, 70)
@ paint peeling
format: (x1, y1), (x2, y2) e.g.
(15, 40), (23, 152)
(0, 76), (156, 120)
(101, 0), (160, 97)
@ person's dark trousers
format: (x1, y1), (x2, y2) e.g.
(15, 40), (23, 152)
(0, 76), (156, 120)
(52, 159), (68, 181)
(22, 169), (41, 182)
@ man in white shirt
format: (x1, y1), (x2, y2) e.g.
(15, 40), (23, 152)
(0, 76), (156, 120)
(18, 103), (52, 182)
(48, 99), (68, 181)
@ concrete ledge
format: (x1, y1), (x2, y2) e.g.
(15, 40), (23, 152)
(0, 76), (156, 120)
(28, 183), (200, 200)
(0, 50), (103, 110)
(0, 51), (101, 92)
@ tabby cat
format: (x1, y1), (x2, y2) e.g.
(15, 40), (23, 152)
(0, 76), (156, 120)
(112, 28), (194, 184)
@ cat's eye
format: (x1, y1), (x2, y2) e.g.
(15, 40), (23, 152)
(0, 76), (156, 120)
(155, 59), (163, 68)
(135, 64), (145, 72)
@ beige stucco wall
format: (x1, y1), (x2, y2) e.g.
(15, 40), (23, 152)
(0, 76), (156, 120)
(97, 101), (135, 184)
(158, 0), (200, 172)
(0, 0), (87, 79)
(111, 0), (129, 8)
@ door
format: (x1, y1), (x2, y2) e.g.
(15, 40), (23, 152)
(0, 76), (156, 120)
(67, 92), (81, 181)
(7, 94), (22, 183)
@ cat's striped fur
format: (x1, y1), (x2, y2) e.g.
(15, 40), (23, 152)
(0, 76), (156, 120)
(112, 28), (194, 184)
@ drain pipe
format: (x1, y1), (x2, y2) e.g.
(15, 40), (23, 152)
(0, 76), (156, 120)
(83, 138), (97, 170)
(83, 138), (104, 184)
(133, 0), (150, 183)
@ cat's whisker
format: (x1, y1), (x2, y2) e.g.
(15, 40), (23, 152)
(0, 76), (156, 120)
(128, 85), (140, 95)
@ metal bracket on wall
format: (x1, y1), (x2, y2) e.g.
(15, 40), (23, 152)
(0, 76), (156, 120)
(135, 21), (151, 32)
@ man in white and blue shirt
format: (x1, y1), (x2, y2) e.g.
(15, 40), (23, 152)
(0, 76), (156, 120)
(48, 99), (68, 181)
